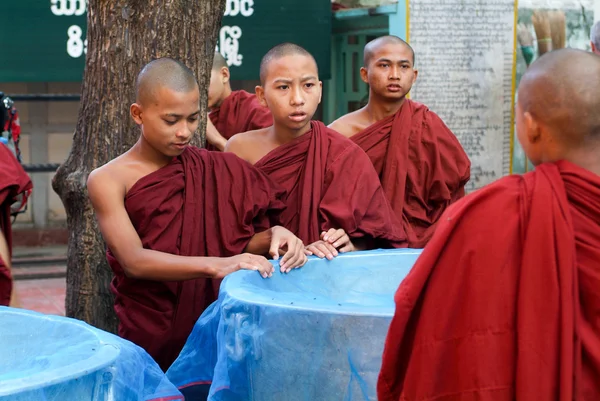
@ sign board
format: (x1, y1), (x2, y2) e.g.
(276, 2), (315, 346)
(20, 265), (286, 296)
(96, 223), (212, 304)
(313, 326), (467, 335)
(2, 1), (331, 82)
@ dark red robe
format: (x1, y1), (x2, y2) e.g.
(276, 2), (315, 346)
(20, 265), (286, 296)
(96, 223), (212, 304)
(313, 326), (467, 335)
(208, 90), (272, 151)
(254, 121), (406, 248)
(107, 147), (285, 371)
(0, 145), (32, 305)
(378, 160), (600, 401)
(350, 99), (470, 248)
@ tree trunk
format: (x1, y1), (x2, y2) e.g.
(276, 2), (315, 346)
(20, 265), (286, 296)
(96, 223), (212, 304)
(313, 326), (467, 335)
(52, 0), (225, 333)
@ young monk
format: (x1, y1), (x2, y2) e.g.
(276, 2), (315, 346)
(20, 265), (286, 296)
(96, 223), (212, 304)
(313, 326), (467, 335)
(87, 58), (306, 371)
(225, 43), (406, 258)
(206, 52), (272, 151)
(0, 144), (32, 306)
(378, 49), (600, 400)
(329, 36), (471, 248)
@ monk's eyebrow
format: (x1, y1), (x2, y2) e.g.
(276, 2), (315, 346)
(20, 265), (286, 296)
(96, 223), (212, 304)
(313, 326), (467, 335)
(376, 58), (411, 64)
(301, 76), (318, 82)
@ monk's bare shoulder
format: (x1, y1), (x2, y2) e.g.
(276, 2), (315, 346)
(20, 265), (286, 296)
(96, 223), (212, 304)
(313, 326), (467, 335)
(328, 108), (371, 138)
(225, 128), (271, 164)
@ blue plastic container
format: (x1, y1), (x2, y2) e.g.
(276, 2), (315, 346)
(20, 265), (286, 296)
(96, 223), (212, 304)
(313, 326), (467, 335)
(168, 248), (422, 401)
(0, 307), (182, 401)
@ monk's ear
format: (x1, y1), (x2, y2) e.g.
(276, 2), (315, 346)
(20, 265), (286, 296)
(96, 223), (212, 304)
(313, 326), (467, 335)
(523, 111), (541, 144)
(317, 81), (323, 104)
(221, 67), (230, 84)
(412, 68), (419, 84)
(255, 86), (267, 107)
(130, 103), (143, 125)
(360, 67), (369, 84)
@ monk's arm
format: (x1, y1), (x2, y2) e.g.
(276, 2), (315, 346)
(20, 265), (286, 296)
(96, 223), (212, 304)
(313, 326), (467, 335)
(0, 231), (10, 272)
(87, 169), (235, 281)
(206, 116), (227, 151)
(327, 118), (353, 139)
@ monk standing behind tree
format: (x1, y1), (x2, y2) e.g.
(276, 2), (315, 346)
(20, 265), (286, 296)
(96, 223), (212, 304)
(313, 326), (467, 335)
(0, 145), (31, 306)
(378, 49), (600, 401)
(88, 58), (306, 371)
(226, 43), (406, 259)
(205, 52), (272, 151)
(329, 36), (470, 248)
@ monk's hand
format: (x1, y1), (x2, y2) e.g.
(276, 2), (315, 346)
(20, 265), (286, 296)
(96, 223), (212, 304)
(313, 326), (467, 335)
(321, 228), (356, 253)
(305, 240), (338, 260)
(269, 226), (307, 273)
(221, 253), (274, 279)
(205, 115), (227, 151)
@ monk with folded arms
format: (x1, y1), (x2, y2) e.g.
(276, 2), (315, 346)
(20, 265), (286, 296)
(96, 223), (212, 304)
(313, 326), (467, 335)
(225, 43), (406, 259)
(87, 58), (306, 371)
(329, 36), (471, 248)
(0, 144), (31, 306)
(205, 52), (272, 151)
(378, 49), (600, 401)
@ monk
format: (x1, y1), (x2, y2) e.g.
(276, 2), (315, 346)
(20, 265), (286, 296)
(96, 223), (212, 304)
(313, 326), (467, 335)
(0, 144), (32, 306)
(87, 58), (307, 371)
(378, 49), (600, 401)
(329, 36), (471, 248)
(206, 52), (272, 151)
(225, 43), (406, 259)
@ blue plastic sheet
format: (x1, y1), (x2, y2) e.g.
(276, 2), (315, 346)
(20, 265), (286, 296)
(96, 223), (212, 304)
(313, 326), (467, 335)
(0, 307), (183, 401)
(167, 248), (422, 401)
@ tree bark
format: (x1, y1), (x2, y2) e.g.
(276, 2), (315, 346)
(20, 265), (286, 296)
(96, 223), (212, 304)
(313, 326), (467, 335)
(52, 0), (225, 333)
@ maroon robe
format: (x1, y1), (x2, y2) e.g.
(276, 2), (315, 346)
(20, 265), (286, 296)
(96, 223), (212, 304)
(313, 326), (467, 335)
(254, 121), (406, 248)
(378, 160), (600, 401)
(0, 145), (32, 305)
(107, 147), (285, 370)
(350, 99), (470, 248)
(208, 90), (272, 151)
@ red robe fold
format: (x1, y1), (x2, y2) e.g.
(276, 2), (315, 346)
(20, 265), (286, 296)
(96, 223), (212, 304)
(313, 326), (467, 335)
(107, 147), (285, 371)
(208, 90), (272, 151)
(0, 145), (32, 306)
(350, 99), (470, 248)
(378, 160), (600, 401)
(254, 121), (406, 248)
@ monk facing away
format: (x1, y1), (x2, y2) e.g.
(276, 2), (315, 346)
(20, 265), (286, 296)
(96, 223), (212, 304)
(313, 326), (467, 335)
(87, 58), (306, 371)
(329, 35), (471, 248)
(206, 52), (272, 151)
(0, 144), (31, 306)
(225, 43), (406, 259)
(378, 49), (600, 401)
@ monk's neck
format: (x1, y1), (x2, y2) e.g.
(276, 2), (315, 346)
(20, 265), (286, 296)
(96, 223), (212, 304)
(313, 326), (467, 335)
(212, 86), (233, 110)
(271, 121), (312, 145)
(563, 148), (600, 176)
(131, 138), (174, 168)
(364, 97), (406, 123)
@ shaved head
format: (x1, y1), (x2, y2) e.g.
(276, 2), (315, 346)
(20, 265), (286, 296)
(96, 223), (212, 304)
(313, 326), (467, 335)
(518, 48), (600, 146)
(212, 51), (228, 71)
(136, 57), (198, 105)
(364, 35), (415, 66)
(259, 42), (318, 84)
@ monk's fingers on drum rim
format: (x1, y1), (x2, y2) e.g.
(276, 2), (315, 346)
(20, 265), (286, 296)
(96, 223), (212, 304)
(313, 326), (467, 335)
(338, 242), (355, 253)
(283, 246), (303, 269)
(323, 241), (338, 258)
(327, 229), (346, 244)
(238, 262), (269, 278)
(332, 233), (350, 248)
(322, 228), (338, 242)
(306, 244), (325, 258)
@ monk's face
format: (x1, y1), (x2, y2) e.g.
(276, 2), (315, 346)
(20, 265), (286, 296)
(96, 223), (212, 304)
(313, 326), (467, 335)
(131, 85), (200, 157)
(208, 67), (230, 109)
(361, 43), (417, 101)
(256, 54), (322, 135)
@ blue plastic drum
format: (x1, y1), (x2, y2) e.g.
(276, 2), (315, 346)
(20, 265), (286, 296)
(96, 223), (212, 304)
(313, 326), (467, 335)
(0, 307), (182, 401)
(168, 248), (422, 401)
